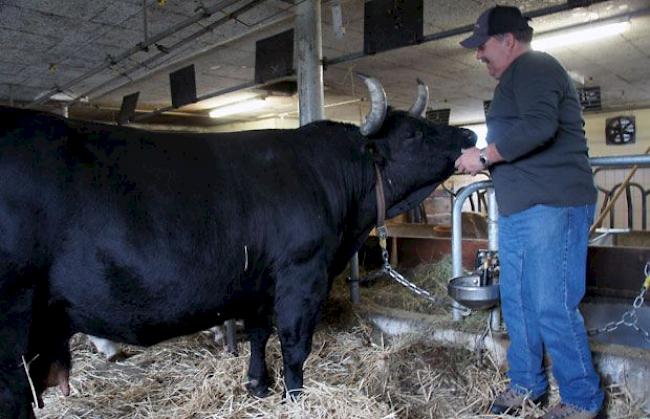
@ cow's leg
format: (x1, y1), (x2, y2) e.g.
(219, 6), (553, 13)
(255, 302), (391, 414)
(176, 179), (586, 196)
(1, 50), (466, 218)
(27, 304), (72, 408)
(29, 339), (71, 409)
(0, 279), (36, 419)
(274, 261), (328, 399)
(244, 316), (272, 397)
(87, 336), (126, 361)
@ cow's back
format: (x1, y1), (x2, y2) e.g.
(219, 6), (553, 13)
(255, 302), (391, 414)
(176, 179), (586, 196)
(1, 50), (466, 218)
(0, 108), (365, 345)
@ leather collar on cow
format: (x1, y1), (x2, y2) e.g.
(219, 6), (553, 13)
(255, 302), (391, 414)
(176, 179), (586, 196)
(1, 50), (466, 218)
(373, 162), (391, 258)
(374, 163), (387, 230)
(372, 163), (438, 263)
(373, 163), (439, 228)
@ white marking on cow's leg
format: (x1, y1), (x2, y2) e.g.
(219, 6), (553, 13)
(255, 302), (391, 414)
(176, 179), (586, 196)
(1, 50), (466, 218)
(87, 336), (121, 360)
(244, 245), (249, 272)
(210, 326), (225, 346)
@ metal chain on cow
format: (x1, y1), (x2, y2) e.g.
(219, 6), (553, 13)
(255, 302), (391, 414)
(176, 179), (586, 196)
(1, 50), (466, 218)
(587, 261), (650, 344)
(374, 165), (471, 315)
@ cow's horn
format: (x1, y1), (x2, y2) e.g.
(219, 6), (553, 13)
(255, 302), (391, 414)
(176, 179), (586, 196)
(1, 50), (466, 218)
(357, 73), (387, 136)
(407, 78), (429, 118)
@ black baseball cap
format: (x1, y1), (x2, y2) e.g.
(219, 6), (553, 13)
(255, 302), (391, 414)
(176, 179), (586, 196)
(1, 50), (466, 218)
(460, 5), (532, 48)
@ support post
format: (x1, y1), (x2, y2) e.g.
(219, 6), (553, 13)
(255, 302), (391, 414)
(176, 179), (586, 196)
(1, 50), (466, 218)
(224, 319), (238, 356)
(295, 0), (324, 125)
(349, 252), (360, 304)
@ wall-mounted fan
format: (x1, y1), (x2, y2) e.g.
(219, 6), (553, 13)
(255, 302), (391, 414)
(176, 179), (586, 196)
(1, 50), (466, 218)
(605, 115), (636, 145)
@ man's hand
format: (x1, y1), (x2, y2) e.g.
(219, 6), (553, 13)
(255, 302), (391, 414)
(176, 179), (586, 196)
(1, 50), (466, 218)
(454, 147), (484, 175)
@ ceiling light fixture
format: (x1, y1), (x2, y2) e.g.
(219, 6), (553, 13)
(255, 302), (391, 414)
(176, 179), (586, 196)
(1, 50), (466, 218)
(532, 20), (630, 51)
(209, 98), (267, 118)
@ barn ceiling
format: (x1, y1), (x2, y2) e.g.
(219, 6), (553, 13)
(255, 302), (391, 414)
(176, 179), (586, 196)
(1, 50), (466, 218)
(1, 0), (649, 127)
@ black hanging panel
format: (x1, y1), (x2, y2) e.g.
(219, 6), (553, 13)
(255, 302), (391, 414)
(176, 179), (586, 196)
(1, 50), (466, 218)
(116, 92), (139, 125)
(364, 0), (423, 55)
(169, 64), (197, 108)
(255, 29), (294, 84)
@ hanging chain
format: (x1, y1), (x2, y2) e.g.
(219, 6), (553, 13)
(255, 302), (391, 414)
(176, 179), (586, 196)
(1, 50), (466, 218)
(587, 262), (650, 343)
(376, 226), (471, 315)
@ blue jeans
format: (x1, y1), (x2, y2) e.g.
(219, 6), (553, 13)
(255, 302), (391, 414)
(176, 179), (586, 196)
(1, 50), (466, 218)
(499, 204), (604, 412)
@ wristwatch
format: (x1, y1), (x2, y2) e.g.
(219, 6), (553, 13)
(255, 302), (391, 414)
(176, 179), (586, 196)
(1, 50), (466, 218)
(479, 148), (490, 168)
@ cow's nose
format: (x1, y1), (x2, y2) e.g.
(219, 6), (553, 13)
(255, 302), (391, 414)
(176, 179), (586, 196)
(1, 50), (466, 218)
(461, 128), (477, 148)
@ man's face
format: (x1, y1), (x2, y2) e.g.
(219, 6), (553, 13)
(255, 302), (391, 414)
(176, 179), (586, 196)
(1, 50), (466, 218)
(476, 35), (512, 79)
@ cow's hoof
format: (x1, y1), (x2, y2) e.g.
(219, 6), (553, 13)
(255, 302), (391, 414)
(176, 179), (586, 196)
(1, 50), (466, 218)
(246, 380), (270, 398)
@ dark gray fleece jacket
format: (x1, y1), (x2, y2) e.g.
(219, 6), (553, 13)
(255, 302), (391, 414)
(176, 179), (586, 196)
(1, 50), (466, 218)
(487, 50), (597, 215)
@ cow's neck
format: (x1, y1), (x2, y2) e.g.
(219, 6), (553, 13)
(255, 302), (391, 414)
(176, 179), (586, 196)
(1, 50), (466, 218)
(340, 148), (392, 245)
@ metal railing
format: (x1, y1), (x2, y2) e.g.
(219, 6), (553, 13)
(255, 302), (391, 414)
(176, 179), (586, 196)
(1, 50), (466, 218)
(348, 154), (650, 311)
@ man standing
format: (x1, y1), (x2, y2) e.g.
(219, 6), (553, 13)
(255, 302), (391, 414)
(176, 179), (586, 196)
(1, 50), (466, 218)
(455, 6), (604, 419)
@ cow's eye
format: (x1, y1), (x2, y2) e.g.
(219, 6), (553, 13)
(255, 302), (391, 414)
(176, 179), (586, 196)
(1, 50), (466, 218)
(402, 130), (423, 146)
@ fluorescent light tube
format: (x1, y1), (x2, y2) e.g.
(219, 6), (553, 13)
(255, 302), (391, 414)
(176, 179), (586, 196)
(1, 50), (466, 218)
(209, 98), (267, 118)
(532, 21), (630, 51)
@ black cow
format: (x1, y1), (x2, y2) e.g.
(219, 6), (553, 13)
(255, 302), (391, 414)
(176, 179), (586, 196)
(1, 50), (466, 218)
(0, 77), (475, 418)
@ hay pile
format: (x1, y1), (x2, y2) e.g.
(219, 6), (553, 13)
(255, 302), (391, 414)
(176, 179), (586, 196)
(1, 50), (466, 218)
(34, 325), (644, 418)
(34, 260), (645, 418)
(35, 325), (506, 418)
(354, 257), (490, 333)
(358, 257), (455, 315)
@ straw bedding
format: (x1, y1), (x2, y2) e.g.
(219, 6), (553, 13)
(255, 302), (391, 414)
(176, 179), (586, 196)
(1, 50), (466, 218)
(34, 258), (644, 418)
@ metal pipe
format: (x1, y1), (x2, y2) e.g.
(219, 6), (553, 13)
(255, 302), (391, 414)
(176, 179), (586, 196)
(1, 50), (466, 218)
(296, 0), (325, 125)
(28, 0), (243, 107)
(487, 188), (501, 331)
(325, 0), (620, 68)
(69, 0), (267, 107)
(143, 0), (149, 45)
(448, 153), (650, 323)
(349, 252), (360, 304)
(451, 180), (493, 320)
(30, 0), (643, 112)
(589, 155), (650, 168)
(124, 0), (650, 119)
(91, 8), (296, 110)
(452, 181), (493, 277)
(224, 319), (238, 356)
(487, 188), (498, 252)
